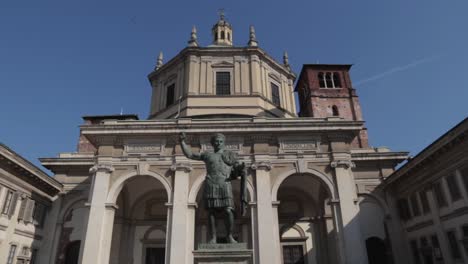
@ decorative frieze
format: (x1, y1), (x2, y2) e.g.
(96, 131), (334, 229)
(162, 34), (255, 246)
(122, 137), (167, 156)
(278, 136), (320, 154)
(200, 136), (243, 154)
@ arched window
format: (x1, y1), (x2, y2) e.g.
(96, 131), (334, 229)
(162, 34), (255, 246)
(318, 72), (325, 88)
(325, 72), (333, 88)
(332, 72), (341, 88)
(221, 31), (225, 39)
(332, 105), (339, 116)
(214, 32), (218, 41)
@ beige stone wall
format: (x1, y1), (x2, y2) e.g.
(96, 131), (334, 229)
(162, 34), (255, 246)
(149, 49), (297, 119)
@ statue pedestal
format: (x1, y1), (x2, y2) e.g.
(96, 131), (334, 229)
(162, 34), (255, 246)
(193, 243), (253, 264)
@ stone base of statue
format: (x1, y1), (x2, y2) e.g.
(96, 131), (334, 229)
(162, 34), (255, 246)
(193, 243), (253, 264)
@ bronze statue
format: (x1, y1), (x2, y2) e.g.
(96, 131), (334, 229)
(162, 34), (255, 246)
(180, 132), (247, 244)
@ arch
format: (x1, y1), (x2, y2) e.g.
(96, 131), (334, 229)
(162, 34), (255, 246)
(280, 224), (307, 239)
(272, 168), (337, 201)
(332, 72), (342, 88)
(188, 174), (255, 204)
(221, 31), (225, 39)
(59, 197), (88, 224)
(107, 171), (171, 204)
(332, 105), (339, 116)
(129, 190), (168, 217)
(358, 193), (390, 217)
(143, 225), (167, 240)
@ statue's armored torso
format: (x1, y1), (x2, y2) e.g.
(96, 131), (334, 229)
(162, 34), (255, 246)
(201, 151), (235, 209)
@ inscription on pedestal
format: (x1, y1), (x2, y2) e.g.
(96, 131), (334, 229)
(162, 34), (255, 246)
(194, 243), (252, 264)
(198, 243), (247, 250)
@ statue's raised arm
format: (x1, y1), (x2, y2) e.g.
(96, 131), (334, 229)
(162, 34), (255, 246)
(180, 132), (202, 160)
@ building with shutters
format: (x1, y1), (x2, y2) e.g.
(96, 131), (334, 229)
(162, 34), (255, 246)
(0, 144), (62, 264)
(30, 14), (410, 264)
(383, 118), (468, 264)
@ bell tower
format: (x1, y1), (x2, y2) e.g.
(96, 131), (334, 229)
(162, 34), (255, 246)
(296, 64), (369, 148)
(211, 10), (233, 46)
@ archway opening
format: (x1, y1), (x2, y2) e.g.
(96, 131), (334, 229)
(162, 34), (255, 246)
(277, 173), (335, 264)
(359, 196), (391, 264)
(109, 175), (169, 264)
(64, 240), (81, 264)
(365, 237), (388, 264)
(55, 199), (87, 264)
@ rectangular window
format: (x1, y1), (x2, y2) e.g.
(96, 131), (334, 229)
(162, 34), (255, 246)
(282, 245), (305, 264)
(271, 82), (280, 106)
(410, 194), (421, 217)
(216, 72), (230, 95)
(6, 245), (17, 264)
(397, 198), (411, 220)
(431, 234), (443, 260)
(446, 230), (462, 260)
(2, 190), (13, 214)
(165, 83), (175, 107)
(433, 182), (447, 208)
(419, 190), (430, 214)
(410, 240), (421, 264)
(446, 174), (462, 202)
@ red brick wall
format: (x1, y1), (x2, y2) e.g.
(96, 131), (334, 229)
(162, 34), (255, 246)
(296, 65), (370, 148)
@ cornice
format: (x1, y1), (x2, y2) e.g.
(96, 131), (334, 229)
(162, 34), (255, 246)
(385, 118), (467, 186)
(0, 145), (63, 195)
(148, 46), (295, 80)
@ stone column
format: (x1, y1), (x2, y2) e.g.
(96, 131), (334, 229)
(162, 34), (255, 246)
(78, 163), (115, 264)
(251, 161), (281, 264)
(168, 162), (192, 264)
(331, 155), (368, 264)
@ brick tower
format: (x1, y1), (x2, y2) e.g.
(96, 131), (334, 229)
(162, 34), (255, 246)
(296, 64), (369, 148)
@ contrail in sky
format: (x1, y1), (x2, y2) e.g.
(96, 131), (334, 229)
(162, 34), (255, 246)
(354, 54), (442, 86)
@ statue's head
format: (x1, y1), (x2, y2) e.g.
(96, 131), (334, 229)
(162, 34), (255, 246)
(210, 133), (225, 152)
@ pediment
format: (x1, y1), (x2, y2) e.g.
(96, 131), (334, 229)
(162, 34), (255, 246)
(268, 73), (281, 83)
(211, 61), (234, 68)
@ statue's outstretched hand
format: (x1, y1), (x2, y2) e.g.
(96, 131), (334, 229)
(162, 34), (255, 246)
(179, 132), (187, 142)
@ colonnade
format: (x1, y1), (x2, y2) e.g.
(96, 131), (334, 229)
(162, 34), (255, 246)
(75, 156), (369, 264)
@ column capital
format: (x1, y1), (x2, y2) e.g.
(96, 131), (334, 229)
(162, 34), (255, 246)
(170, 162), (192, 173)
(251, 161), (272, 171)
(89, 164), (114, 174)
(330, 160), (355, 169)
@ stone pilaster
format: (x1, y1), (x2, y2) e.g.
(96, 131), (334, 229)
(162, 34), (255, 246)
(79, 163), (115, 264)
(168, 162), (192, 264)
(37, 194), (62, 264)
(331, 155), (368, 264)
(251, 161), (281, 264)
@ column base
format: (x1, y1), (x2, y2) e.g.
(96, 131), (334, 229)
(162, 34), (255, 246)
(194, 243), (253, 264)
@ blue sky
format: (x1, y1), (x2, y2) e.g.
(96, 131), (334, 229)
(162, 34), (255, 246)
(0, 0), (467, 170)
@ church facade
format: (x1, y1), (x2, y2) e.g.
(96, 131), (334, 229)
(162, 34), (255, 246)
(29, 15), (412, 264)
